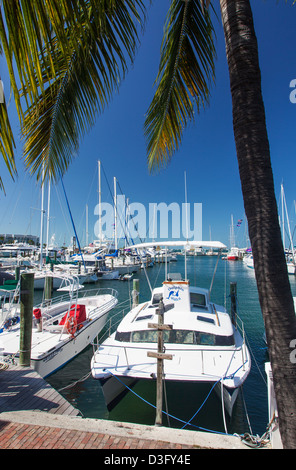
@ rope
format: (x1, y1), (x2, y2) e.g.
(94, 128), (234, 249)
(103, 369), (235, 436)
(57, 371), (92, 392)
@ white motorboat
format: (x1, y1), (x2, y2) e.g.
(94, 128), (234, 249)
(243, 253), (254, 269)
(226, 247), (243, 261)
(91, 241), (251, 418)
(0, 274), (118, 377)
(104, 256), (141, 274)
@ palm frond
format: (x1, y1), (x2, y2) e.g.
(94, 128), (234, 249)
(0, 97), (16, 193)
(0, 0), (95, 188)
(144, 0), (216, 171)
(21, 0), (146, 182)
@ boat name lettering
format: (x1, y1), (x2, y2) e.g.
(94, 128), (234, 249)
(43, 348), (62, 363)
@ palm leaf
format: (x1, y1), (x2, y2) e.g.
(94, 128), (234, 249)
(144, 0), (216, 171)
(0, 97), (16, 192)
(0, 0), (95, 188)
(21, 0), (146, 182)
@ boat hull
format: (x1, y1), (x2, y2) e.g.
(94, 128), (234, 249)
(32, 310), (111, 377)
(0, 291), (118, 378)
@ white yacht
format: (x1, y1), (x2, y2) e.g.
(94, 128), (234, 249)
(91, 241), (251, 417)
(243, 253), (254, 269)
(0, 274), (118, 378)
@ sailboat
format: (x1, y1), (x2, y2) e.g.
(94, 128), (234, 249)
(70, 162), (120, 280)
(280, 183), (296, 275)
(226, 215), (242, 261)
(91, 240), (251, 418)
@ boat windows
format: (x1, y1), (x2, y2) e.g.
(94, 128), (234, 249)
(197, 315), (215, 325)
(135, 314), (153, 322)
(190, 293), (207, 308)
(115, 329), (235, 346)
(115, 331), (131, 342)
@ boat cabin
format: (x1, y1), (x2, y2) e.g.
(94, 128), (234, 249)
(114, 273), (235, 347)
(150, 273), (210, 313)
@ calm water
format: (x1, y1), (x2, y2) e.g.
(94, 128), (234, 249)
(46, 255), (296, 438)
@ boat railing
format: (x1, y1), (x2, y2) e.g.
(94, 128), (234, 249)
(0, 281), (21, 328)
(39, 287), (118, 331)
(38, 287), (117, 310)
(92, 306), (249, 377)
(92, 301), (131, 351)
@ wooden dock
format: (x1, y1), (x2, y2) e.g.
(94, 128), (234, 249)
(0, 363), (79, 416)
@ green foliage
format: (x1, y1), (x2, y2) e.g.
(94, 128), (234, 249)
(144, 0), (215, 172)
(0, 0), (146, 185)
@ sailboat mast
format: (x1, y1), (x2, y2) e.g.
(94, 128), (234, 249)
(184, 171), (188, 280)
(39, 168), (45, 269)
(230, 214), (235, 248)
(98, 160), (102, 245)
(281, 183), (285, 251)
(46, 176), (51, 257)
(114, 176), (117, 250)
(86, 204), (88, 247)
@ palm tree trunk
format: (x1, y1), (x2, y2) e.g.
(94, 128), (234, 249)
(220, 0), (296, 448)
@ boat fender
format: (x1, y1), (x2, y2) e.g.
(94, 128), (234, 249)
(66, 316), (77, 337)
(33, 308), (42, 320)
(3, 319), (11, 330)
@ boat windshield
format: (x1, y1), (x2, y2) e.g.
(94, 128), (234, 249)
(190, 292), (207, 307)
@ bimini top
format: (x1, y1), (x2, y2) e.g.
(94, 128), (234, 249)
(129, 240), (227, 250)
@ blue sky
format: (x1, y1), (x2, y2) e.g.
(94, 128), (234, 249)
(0, 0), (296, 249)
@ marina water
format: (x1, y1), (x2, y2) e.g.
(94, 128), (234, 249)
(45, 255), (293, 438)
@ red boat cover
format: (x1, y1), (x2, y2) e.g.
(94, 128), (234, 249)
(59, 304), (86, 326)
(33, 308), (42, 319)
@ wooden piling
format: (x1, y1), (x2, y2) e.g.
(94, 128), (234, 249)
(15, 266), (20, 281)
(147, 300), (172, 427)
(44, 276), (53, 303)
(132, 278), (139, 308)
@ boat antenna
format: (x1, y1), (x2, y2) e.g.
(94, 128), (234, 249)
(184, 171), (189, 280)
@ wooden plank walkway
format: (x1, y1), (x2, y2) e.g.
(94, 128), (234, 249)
(0, 363), (79, 416)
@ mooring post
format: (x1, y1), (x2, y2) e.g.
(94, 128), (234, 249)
(147, 300), (173, 427)
(15, 266), (20, 282)
(19, 272), (34, 367)
(155, 299), (165, 426)
(230, 281), (237, 326)
(44, 276), (53, 304)
(132, 278), (139, 308)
